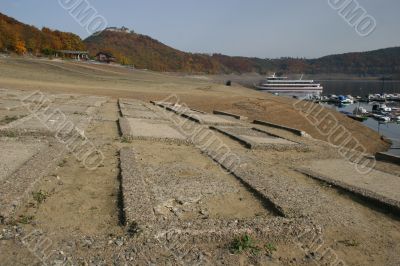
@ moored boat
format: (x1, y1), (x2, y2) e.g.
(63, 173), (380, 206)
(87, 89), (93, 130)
(255, 73), (323, 97)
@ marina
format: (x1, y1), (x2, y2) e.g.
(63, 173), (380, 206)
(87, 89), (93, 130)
(324, 101), (400, 156)
(256, 76), (400, 157)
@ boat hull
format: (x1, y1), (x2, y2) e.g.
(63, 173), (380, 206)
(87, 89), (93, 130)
(255, 86), (323, 93)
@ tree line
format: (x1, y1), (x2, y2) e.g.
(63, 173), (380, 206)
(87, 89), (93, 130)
(0, 13), (85, 55)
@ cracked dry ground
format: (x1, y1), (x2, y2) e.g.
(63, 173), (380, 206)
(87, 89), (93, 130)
(0, 94), (400, 266)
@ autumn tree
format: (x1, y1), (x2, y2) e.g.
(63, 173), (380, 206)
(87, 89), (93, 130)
(15, 39), (27, 54)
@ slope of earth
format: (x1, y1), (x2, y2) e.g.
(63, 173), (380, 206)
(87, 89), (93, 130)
(0, 56), (389, 154)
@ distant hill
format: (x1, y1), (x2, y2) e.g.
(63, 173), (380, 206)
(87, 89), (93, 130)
(84, 30), (225, 73)
(85, 29), (400, 76)
(307, 47), (400, 76)
(0, 12), (85, 55)
(1, 11), (399, 76)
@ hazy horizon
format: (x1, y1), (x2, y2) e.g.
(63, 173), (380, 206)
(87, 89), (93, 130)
(1, 0), (399, 59)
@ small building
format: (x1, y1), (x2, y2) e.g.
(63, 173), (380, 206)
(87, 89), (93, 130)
(55, 50), (89, 60)
(105, 26), (131, 33)
(96, 52), (117, 63)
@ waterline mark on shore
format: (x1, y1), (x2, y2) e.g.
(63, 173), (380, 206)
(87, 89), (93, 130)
(293, 99), (376, 174)
(58, 0), (108, 36)
(328, 0), (377, 37)
(20, 91), (104, 170)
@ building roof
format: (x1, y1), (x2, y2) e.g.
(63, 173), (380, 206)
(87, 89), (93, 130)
(96, 52), (115, 58)
(57, 50), (88, 54)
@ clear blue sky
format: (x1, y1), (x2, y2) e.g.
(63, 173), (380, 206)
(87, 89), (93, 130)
(1, 0), (399, 58)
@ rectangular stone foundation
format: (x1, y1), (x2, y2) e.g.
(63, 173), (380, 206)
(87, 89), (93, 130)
(211, 126), (303, 151)
(0, 140), (67, 223)
(182, 113), (242, 126)
(297, 159), (400, 213)
(119, 117), (187, 143)
(120, 109), (165, 120)
(0, 113), (88, 137)
(120, 148), (155, 225)
(0, 139), (46, 182)
(213, 110), (248, 120)
(119, 145), (275, 227)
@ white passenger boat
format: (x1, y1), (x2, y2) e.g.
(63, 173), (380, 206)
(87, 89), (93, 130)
(255, 74), (323, 96)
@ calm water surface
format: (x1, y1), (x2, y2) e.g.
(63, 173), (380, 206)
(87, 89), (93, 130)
(325, 102), (400, 156)
(269, 80), (400, 156)
(319, 80), (400, 96)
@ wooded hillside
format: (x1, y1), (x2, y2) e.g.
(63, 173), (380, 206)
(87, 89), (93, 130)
(0, 12), (85, 55)
(2, 12), (399, 76)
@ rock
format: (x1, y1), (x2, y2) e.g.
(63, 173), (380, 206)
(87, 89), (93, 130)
(81, 237), (94, 248)
(115, 237), (124, 247)
(199, 209), (209, 216)
(1, 228), (14, 240)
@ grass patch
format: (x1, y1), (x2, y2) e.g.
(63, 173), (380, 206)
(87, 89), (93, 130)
(127, 221), (143, 237)
(264, 242), (277, 256)
(73, 111), (85, 115)
(17, 215), (34, 225)
(338, 239), (360, 247)
(58, 159), (67, 167)
(0, 115), (19, 125)
(230, 234), (260, 255)
(32, 190), (48, 204)
(230, 235), (278, 257)
(2, 131), (18, 138)
(121, 137), (132, 143)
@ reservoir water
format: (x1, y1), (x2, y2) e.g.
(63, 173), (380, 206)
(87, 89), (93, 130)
(265, 79), (400, 156)
(318, 80), (399, 156)
(324, 102), (400, 156)
(319, 80), (400, 96)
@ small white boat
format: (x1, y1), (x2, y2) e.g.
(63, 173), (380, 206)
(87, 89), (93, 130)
(338, 95), (354, 104)
(372, 114), (391, 122)
(372, 103), (392, 113)
(353, 106), (368, 115)
(391, 115), (400, 122)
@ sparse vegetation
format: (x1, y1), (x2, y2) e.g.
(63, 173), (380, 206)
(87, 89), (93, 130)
(121, 137), (132, 143)
(2, 131), (18, 138)
(17, 215), (34, 224)
(264, 242), (277, 256)
(127, 221), (142, 237)
(230, 234), (260, 255)
(58, 159), (67, 167)
(0, 115), (19, 125)
(230, 235), (278, 257)
(32, 190), (47, 204)
(339, 239), (360, 247)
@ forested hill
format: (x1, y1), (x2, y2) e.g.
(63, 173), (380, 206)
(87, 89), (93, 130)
(307, 47), (400, 75)
(0, 12), (85, 55)
(85, 29), (400, 76)
(1, 12), (399, 76)
(84, 30), (224, 73)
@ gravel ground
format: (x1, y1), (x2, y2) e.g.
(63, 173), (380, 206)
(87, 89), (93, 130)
(0, 64), (399, 264)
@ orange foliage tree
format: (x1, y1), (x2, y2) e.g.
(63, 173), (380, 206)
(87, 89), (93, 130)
(15, 39), (27, 54)
(0, 13), (86, 56)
